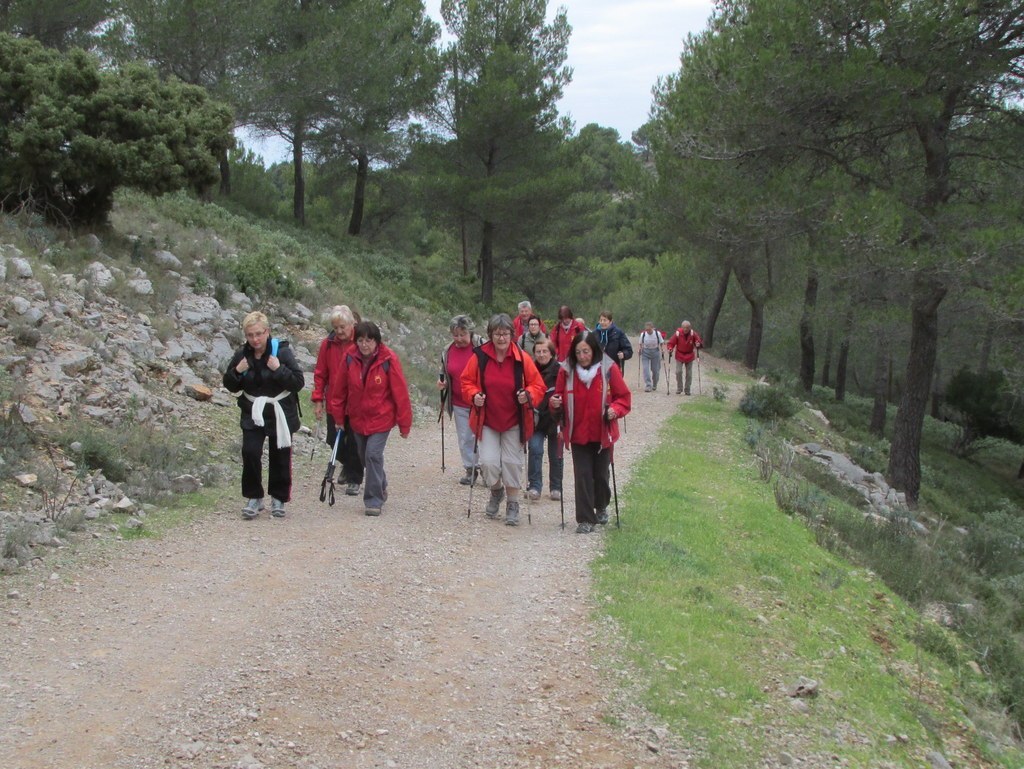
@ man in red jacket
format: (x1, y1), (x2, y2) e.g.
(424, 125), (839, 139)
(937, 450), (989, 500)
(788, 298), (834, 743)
(666, 320), (703, 395)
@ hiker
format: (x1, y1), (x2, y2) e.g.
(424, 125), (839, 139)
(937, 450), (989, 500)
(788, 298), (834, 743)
(550, 332), (631, 534)
(512, 300), (546, 339)
(327, 321), (412, 516)
(550, 305), (586, 362)
(517, 315), (546, 357)
(223, 311), (305, 520)
(595, 310), (633, 373)
(638, 321), (666, 392)
(460, 313), (545, 526)
(527, 339), (563, 502)
(438, 314), (483, 486)
(311, 305), (365, 496)
(666, 320), (703, 395)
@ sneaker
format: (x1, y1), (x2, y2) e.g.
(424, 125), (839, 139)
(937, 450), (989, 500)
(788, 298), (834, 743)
(485, 487), (504, 518)
(345, 483), (360, 496)
(505, 500), (520, 526)
(676, 390), (683, 395)
(241, 498), (263, 519)
(459, 468), (473, 486)
(596, 508), (609, 525)
(364, 507), (381, 516)
(644, 386), (652, 392)
(575, 522), (594, 534)
(527, 488), (541, 501)
(549, 490), (561, 501)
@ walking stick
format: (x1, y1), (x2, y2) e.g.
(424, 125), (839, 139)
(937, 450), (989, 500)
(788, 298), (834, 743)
(320, 428), (342, 506)
(468, 405), (480, 518)
(662, 354), (670, 396)
(610, 446), (620, 529)
(696, 353), (703, 395)
(637, 352), (642, 390)
(557, 424), (565, 530)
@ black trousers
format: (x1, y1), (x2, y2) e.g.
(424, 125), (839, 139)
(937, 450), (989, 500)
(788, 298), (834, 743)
(241, 426), (293, 502)
(570, 442), (611, 525)
(327, 414), (364, 485)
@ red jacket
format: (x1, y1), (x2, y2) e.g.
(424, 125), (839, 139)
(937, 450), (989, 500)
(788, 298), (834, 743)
(554, 356), (631, 449)
(311, 332), (353, 404)
(550, 319), (587, 362)
(667, 328), (703, 363)
(513, 314), (548, 339)
(461, 342), (545, 442)
(327, 343), (413, 437)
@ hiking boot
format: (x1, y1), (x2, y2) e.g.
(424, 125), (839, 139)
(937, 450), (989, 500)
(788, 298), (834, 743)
(485, 487), (504, 518)
(505, 500), (520, 526)
(365, 507), (381, 516)
(241, 498), (263, 520)
(575, 522), (594, 534)
(527, 488), (541, 501)
(596, 508), (609, 525)
(459, 468), (473, 486)
(345, 483), (360, 496)
(644, 386), (652, 392)
(549, 490), (561, 501)
(270, 498), (286, 518)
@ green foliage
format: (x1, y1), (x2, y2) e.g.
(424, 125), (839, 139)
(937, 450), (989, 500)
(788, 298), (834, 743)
(63, 425), (129, 482)
(964, 503), (1024, 578)
(0, 372), (36, 480)
(229, 246), (297, 300)
(0, 0), (109, 50)
(737, 384), (797, 422)
(0, 33), (233, 224)
(944, 367), (1022, 457)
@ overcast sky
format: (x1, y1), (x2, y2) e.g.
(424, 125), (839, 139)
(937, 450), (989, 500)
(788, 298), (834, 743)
(244, 0), (716, 161)
(425, 0), (717, 141)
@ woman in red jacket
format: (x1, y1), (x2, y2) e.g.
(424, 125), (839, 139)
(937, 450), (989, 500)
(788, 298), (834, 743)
(328, 321), (412, 516)
(549, 305), (587, 362)
(550, 332), (632, 533)
(460, 313), (545, 526)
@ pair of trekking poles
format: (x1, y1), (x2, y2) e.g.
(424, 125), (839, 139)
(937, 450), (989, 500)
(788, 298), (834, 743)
(657, 352), (702, 395)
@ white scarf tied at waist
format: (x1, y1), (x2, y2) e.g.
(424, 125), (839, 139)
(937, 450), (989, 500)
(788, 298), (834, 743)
(244, 391), (293, 449)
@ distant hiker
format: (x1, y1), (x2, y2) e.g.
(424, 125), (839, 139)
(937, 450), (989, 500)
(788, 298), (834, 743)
(311, 305), (364, 496)
(550, 305), (586, 362)
(667, 320), (703, 395)
(223, 311), (305, 520)
(328, 321), (413, 516)
(517, 315), (546, 357)
(527, 339), (563, 502)
(512, 300), (547, 339)
(638, 321), (666, 392)
(438, 314), (483, 486)
(460, 313), (545, 526)
(595, 310), (633, 373)
(549, 332), (631, 533)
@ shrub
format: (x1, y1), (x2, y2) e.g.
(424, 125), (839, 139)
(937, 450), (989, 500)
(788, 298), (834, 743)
(738, 385), (798, 422)
(964, 503), (1024, 577)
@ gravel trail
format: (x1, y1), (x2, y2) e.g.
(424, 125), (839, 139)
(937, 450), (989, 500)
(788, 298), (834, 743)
(1, 359), (702, 769)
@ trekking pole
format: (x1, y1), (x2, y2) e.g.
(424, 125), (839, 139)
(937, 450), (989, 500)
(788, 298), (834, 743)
(311, 419), (322, 461)
(320, 428), (342, 506)
(610, 448), (620, 529)
(697, 353), (703, 395)
(663, 354), (670, 396)
(438, 377), (447, 472)
(637, 352), (642, 390)
(468, 406), (480, 518)
(557, 426), (565, 530)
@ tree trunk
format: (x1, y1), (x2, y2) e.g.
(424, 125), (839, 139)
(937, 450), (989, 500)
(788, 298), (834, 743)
(733, 258), (765, 371)
(798, 267), (818, 392)
(479, 220), (495, 303)
(219, 148), (231, 196)
(461, 218), (470, 275)
(978, 321), (994, 375)
(930, 358), (942, 419)
(292, 124), (305, 226)
(703, 262), (731, 350)
(887, 279), (948, 505)
(834, 309), (854, 402)
(869, 338), (889, 437)
(820, 326), (833, 388)
(347, 148), (369, 235)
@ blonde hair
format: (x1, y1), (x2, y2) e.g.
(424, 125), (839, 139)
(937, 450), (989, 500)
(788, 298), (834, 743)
(242, 311), (269, 332)
(328, 305), (355, 326)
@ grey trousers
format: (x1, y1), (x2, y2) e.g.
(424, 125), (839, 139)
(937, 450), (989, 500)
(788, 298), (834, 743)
(452, 405), (477, 471)
(674, 359), (694, 394)
(353, 430), (391, 508)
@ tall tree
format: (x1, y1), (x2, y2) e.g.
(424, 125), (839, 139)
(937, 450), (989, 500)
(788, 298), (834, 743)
(428, 0), (573, 303)
(1, 0), (109, 50)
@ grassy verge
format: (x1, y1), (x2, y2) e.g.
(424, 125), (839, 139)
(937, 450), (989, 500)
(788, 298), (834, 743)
(596, 396), (1020, 768)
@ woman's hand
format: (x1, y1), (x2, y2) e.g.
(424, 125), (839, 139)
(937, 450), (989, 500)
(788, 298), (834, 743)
(549, 394), (562, 410)
(266, 355), (280, 371)
(606, 408), (618, 421)
(235, 357), (249, 374)
(473, 393), (486, 407)
(516, 389), (529, 405)
(313, 402), (324, 420)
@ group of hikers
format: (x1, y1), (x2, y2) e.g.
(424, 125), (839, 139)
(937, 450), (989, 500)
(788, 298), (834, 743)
(223, 302), (704, 534)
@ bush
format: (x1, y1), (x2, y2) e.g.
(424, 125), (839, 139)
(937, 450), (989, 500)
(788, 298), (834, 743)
(738, 385), (798, 422)
(964, 503), (1024, 577)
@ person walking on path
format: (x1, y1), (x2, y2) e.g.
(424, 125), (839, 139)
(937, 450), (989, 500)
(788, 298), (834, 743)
(223, 311), (305, 520)
(311, 305), (365, 496)
(526, 339), (563, 502)
(638, 321), (666, 392)
(595, 311), (633, 373)
(438, 314), (483, 486)
(328, 321), (413, 516)
(517, 315), (546, 357)
(460, 313), (546, 526)
(512, 300), (547, 339)
(666, 320), (703, 395)
(550, 305), (586, 362)
(549, 332), (631, 534)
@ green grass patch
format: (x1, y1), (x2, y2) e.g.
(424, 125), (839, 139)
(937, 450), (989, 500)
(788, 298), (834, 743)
(596, 398), (1018, 767)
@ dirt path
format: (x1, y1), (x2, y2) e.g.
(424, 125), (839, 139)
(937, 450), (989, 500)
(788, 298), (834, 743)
(0, 356), (711, 769)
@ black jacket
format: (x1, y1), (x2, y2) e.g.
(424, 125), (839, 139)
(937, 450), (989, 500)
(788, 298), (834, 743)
(534, 357), (560, 436)
(223, 339), (305, 433)
(596, 323), (633, 363)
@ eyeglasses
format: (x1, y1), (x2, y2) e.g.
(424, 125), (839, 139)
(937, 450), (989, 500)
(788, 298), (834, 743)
(492, 331), (512, 338)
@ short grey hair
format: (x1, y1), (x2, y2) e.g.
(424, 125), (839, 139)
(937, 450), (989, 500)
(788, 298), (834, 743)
(517, 300), (532, 311)
(328, 305), (355, 326)
(449, 314), (475, 332)
(486, 313), (515, 337)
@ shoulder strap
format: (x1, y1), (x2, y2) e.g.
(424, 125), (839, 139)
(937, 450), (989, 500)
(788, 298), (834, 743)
(474, 347), (489, 394)
(271, 338), (279, 357)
